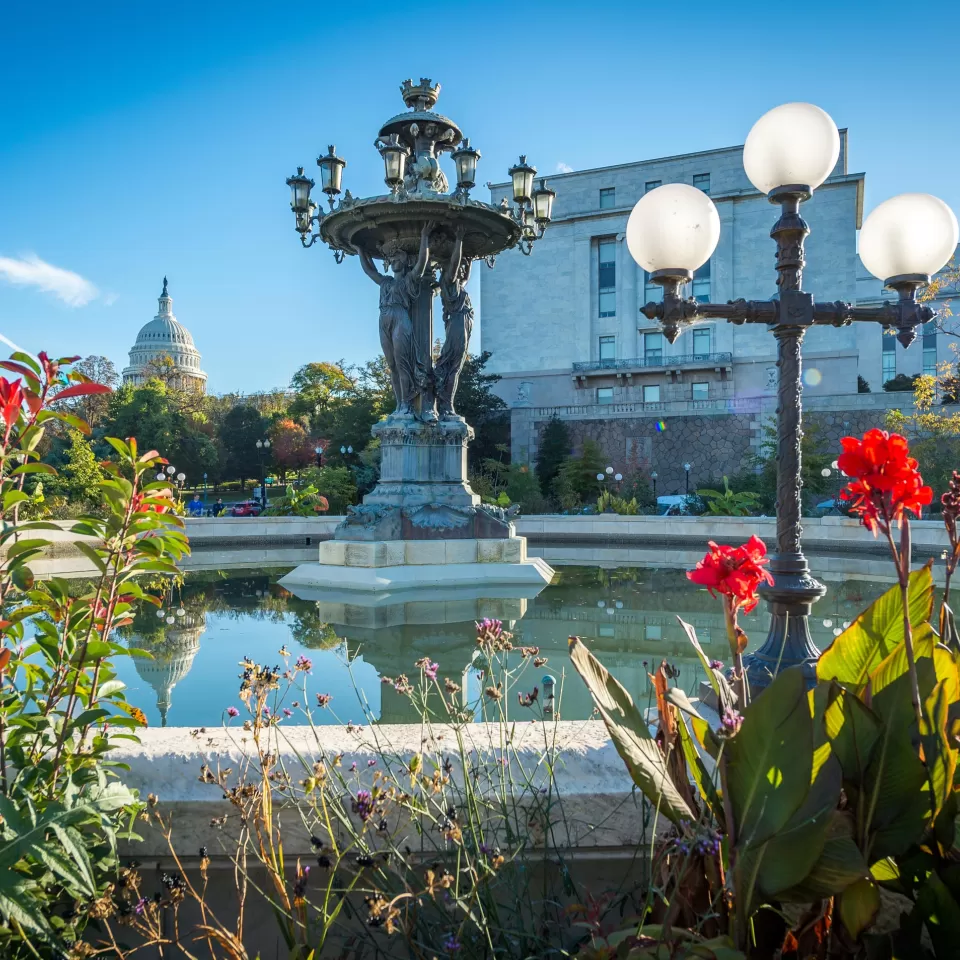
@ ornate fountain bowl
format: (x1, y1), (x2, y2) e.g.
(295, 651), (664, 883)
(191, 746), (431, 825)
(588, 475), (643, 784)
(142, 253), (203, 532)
(319, 195), (522, 262)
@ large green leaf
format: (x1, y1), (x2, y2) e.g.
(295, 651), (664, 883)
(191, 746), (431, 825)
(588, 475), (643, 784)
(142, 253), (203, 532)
(823, 681), (882, 788)
(777, 811), (869, 902)
(569, 637), (694, 824)
(817, 564), (933, 692)
(677, 714), (722, 824)
(915, 871), (960, 957)
(726, 667), (812, 851)
(739, 756), (843, 912)
(838, 877), (881, 939)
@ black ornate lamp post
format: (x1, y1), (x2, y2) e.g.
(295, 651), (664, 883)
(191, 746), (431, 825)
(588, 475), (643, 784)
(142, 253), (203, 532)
(683, 462), (692, 496)
(255, 438), (271, 510)
(626, 102), (958, 690)
(651, 471), (658, 500)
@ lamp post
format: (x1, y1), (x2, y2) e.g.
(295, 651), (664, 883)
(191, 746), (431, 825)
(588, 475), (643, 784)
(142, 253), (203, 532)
(255, 439), (271, 510)
(683, 463), (691, 496)
(626, 101), (958, 691)
(203, 472), (208, 510)
(651, 471), (658, 500)
(627, 103), (958, 689)
(315, 445), (324, 468)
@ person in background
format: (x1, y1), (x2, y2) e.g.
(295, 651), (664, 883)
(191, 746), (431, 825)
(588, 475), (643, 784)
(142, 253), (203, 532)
(213, 497), (226, 517)
(187, 493), (204, 517)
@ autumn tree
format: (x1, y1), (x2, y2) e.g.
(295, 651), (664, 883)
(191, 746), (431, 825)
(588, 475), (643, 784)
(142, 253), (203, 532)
(269, 417), (314, 483)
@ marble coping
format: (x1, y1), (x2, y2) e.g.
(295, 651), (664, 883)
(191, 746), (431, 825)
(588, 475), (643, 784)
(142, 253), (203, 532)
(112, 721), (658, 860)
(318, 537), (526, 567)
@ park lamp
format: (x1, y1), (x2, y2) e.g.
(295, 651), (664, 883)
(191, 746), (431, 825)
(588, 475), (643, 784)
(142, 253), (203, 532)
(166, 465), (176, 476)
(378, 135), (409, 191)
(176, 472), (186, 483)
(508, 156), (536, 204)
(317, 145), (346, 202)
(532, 179), (556, 226)
(315, 445), (324, 456)
(451, 137), (481, 191)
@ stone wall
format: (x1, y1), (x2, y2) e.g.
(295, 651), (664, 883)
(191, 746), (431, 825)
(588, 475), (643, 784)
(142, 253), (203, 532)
(517, 396), (909, 495)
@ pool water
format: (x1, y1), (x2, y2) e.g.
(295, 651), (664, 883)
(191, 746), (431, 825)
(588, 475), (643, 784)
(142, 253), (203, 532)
(107, 564), (886, 728)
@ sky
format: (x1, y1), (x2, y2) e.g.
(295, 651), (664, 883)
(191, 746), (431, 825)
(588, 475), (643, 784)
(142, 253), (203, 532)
(1, 0), (958, 395)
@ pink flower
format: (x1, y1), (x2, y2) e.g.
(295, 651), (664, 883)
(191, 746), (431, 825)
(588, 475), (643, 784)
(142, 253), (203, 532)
(226, 706), (239, 718)
(424, 661), (438, 680)
(283, 708), (293, 717)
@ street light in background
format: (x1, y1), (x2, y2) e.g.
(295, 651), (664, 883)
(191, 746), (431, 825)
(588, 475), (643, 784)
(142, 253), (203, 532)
(651, 471), (658, 500)
(684, 463), (692, 496)
(315, 445), (324, 468)
(255, 438), (271, 510)
(626, 100), (957, 689)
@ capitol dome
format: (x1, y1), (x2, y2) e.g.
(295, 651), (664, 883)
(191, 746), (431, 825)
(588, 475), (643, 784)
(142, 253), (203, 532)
(122, 277), (207, 393)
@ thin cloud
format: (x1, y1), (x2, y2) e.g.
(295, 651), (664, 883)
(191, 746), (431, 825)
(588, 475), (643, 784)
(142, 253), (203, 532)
(555, 162), (574, 174)
(0, 254), (99, 307)
(103, 292), (119, 307)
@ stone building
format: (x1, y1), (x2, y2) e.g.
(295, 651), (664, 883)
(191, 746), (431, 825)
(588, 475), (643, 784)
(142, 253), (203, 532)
(122, 277), (207, 394)
(480, 134), (958, 492)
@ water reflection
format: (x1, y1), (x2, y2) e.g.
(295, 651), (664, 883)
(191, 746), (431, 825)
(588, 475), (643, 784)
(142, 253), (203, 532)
(114, 566), (884, 728)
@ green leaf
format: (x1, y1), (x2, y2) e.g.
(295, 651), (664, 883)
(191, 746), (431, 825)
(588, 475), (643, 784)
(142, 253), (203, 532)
(72, 540), (107, 573)
(0, 888), (58, 945)
(726, 667), (812, 850)
(915, 870), (960, 956)
(677, 714), (722, 823)
(838, 877), (881, 939)
(568, 637), (694, 824)
(777, 811), (869, 901)
(817, 563), (933, 692)
(870, 857), (900, 883)
(9, 462), (57, 476)
(824, 681), (882, 788)
(96, 679), (126, 699)
(664, 685), (704, 721)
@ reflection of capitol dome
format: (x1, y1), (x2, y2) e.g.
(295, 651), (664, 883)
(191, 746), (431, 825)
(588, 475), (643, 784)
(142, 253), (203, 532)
(132, 612), (205, 726)
(122, 278), (207, 394)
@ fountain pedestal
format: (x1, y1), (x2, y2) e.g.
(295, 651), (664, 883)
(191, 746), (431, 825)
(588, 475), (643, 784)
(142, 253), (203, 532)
(280, 418), (553, 594)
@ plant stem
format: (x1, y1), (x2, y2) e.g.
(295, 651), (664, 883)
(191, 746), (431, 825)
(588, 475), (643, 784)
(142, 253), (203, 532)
(883, 520), (922, 726)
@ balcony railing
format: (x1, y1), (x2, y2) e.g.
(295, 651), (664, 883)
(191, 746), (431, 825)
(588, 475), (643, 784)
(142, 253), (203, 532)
(572, 352), (733, 374)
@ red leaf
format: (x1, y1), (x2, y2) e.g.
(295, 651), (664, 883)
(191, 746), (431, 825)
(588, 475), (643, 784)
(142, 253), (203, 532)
(0, 361), (40, 384)
(53, 383), (113, 401)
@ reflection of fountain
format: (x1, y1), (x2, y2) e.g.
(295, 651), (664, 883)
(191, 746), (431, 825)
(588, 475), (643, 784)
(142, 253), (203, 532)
(130, 612), (205, 726)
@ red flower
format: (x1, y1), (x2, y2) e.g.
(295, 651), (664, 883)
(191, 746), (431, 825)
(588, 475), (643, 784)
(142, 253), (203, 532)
(838, 429), (932, 534)
(0, 377), (24, 429)
(687, 536), (773, 614)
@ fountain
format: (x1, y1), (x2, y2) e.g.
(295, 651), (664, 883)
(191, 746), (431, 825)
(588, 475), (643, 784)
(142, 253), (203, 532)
(280, 78), (555, 594)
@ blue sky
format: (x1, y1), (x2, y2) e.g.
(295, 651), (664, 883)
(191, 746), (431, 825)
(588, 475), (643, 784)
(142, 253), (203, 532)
(1, 0), (957, 394)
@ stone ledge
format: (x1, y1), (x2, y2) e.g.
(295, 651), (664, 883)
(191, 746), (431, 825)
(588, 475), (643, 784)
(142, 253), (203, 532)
(318, 537), (527, 567)
(112, 721), (655, 859)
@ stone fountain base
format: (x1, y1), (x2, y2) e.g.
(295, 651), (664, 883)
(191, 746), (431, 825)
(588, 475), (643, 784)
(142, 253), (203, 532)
(279, 417), (554, 595)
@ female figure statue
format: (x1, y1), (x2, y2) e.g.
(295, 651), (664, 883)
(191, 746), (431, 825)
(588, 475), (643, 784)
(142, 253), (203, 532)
(359, 221), (436, 421)
(435, 223), (473, 421)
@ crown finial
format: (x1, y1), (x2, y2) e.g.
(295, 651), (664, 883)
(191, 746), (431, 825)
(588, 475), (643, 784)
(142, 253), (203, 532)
(400, 77), (440, 111)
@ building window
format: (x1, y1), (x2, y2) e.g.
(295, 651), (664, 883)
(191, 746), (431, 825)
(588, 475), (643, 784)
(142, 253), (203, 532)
(597, 387), (614, 405)
(643, 331), (663, 365)
(644, 180), (661, 193)
(882, 332), (896, 384)
(645, 623), (662, 641)
(692, 259), (710, 302)
(693, 173), (711, 194)
(692, 381), (709, 401)
(643, 384), (661, 403)
(599, 187), (615, 209)
(644, 273), (663, 304)
(598, 238), (616, 318)
(692, 327), (711, 357)
(599, 335), (616, 364)
(923, 321), (937, 377)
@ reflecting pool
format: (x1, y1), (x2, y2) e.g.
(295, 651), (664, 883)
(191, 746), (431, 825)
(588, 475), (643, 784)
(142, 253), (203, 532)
(107, 560), (888, 728)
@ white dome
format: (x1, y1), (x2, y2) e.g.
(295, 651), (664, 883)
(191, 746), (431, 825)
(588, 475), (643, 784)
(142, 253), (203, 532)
(122, 278), (207, 393)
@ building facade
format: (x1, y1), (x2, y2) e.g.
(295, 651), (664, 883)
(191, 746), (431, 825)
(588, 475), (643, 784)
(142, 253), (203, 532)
(122, 278), (207, 394)
(480, 134), (957, 491)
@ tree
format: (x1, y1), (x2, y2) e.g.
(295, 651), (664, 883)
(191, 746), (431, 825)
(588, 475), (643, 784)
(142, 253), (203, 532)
(44, 429), (104, 509)
(218, 404), (266, 488)
(269, 417), (314, 483)
(455, 352), (509, 470)
(746, 416), (831, 513)
(103, 380), (218, 484)
(288, 362), (355, 424)
(554, 440), (606, 508)
(857, 374), (872, 394)
(884, 373), (921, 393)
(72, 355), (119, 428)
(535, 415), (571, 496)
(301, 465), (358, 515)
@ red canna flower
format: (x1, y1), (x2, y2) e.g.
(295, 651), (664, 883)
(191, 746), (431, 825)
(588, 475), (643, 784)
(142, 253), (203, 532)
(838, 429), (932, 534)
(0, 377), (24, 430)
(687, 535), (773, 615)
